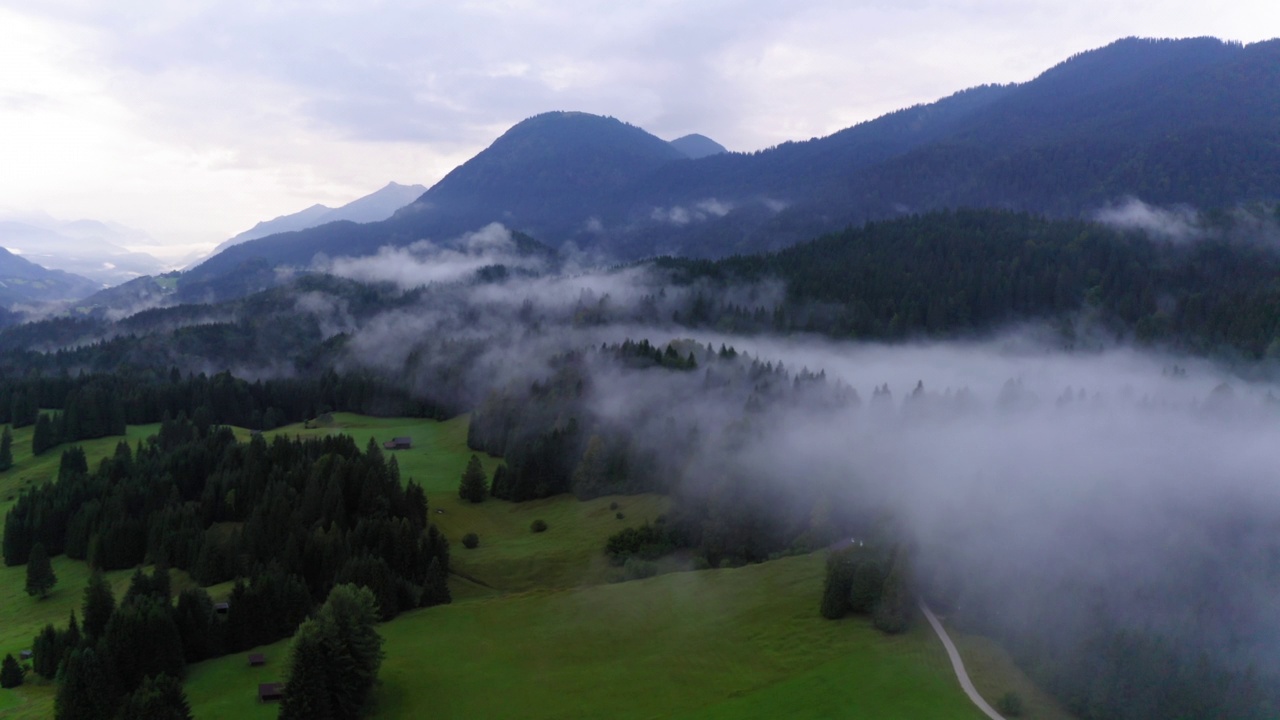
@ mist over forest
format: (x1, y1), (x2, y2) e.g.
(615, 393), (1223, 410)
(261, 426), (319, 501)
(4, 33), (1280, 720)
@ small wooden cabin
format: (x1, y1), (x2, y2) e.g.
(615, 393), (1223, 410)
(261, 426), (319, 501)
(214, 602), (230, 614)
(248, 653), (266, 667)
(383, 436), (413, 450)
(258, 683), (284, 703)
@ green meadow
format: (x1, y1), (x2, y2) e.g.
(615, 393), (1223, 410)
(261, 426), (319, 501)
(0, 415), (1075, 719)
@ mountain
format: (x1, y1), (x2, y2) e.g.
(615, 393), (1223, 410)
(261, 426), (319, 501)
(669, 134), (727, 159)
(186, 37), (1280, 294)
(208, 181), (428, 256)
(185, 113), (685, 290)
(0, 218), (169, 286)
(0, 246), (102, 306)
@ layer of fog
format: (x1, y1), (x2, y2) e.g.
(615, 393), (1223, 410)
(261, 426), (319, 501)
(316, 228), (1280, 681)
(314, 222), (548, 289)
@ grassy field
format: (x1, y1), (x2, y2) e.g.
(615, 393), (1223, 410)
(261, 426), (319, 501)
(0, 421), (182, 719)
(187, 553), (995, 720)
(0, 414), (1075, 720)
(265, 413), (502, 496)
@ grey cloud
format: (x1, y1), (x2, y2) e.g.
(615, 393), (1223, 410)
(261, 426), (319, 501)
(1095, 197), (1204, 242)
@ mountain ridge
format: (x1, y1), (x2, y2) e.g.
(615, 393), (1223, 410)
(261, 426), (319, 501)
(185, 36), (1280, 295)
(0, 246), (102, 307)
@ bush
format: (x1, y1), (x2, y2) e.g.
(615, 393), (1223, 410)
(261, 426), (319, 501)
(605, 522), (674, 564)
(462, 533), (479, 549)
(997, 692), (1024, 717)
(609, 502), (619, 511)
(530, 519), (548, 533)
(615, 512), (625, 520)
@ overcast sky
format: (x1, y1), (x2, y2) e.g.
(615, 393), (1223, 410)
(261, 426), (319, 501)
(1, 1), (1275, 260)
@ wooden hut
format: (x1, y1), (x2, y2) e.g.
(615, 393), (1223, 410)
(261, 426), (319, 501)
(258, 683), (284, 703)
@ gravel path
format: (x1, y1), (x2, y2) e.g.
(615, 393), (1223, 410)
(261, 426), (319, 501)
(919, 601), (1007, 720)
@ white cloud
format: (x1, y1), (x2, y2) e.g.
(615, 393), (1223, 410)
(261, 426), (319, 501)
(1095, 198), (1203, 242)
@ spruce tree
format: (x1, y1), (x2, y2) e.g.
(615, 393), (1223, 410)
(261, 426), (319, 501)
(55, 646), (120, 720)
(849, 559), (886, 614)
(489, 464), (508, 497)
(458, 455), (488, 503)
(31, 413), (57, 455)
(820, 549), (856, 620)
(25, 542), (56, 598)
(281, 584), (384, 720)
(31, 624), (59, 679)
(102, 596), (187, 693)
(0, 653), (23, 688)
(0, 426), (12, 472)
(420, 557), (452, 608)
(115, 674), (193, 720)
(873, 558), (910, 635)
(83, 570), (116, 640)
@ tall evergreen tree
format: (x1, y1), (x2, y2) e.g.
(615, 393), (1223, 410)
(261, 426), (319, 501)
(873, 555), (910, 635)
(0, 426), (12, 472)
(420, 556), (451, 608)
(55, 646), (120, 720)
(83, 570), (116, 640)
(0, 653), (23, 688)
(280, 584), (384, 720)
(114, 674), (193, 720)
(31, 623), (62, 679)
(820, 549), (856, 620)
(31, 413), (57, 455)
(25, 542), (56, 598)
(102, 596), (186, 693)
(458, 455), (488, 503)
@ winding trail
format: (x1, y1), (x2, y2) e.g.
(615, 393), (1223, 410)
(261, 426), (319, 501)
(919, 601), (1008, 720)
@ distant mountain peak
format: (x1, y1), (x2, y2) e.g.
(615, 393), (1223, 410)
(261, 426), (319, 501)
(205, 181), (428, 259)
(669, 134), (727, 159)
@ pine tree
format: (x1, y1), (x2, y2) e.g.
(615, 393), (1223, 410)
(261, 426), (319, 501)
(115, 673), (193, 720)
(102, 596), (187, 693)
(31, 624), (59, 679)
(278, 620), (335, 720)
(55, 646), (120, 720)
(83, 570), (116, 640)
(0, 653), (23, 688)
(420, 557), (451, 608)
(0, 426), (13, 472)
(25, 542), (57, 598)
(873, 556), (910, 635)
(849, 558), (886, 614)
(489, 464), (508, 497)
(458, 455), (488, 503)
(820, 549), (856, 620)
(281, 584), (384, 720)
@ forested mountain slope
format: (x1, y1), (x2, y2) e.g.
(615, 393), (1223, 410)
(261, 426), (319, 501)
(186, 36), (1280, 295)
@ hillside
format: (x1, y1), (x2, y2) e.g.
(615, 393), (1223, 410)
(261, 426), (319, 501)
(185, 36), (1280, 293)
(0, 219), (169, 287)
(0, 247), (101, 307)
(207, 181), (428, 257)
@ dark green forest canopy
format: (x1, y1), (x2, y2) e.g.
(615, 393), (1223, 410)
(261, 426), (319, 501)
(656, 208), (1280, 357)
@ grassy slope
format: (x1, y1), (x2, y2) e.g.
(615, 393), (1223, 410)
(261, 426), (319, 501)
(266, 413), (669, 592)
(187, 554), (992, 720)
(0, 422), (185, 719)
(0, 414), (1077, 720)
(266, 413), (500, 496)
